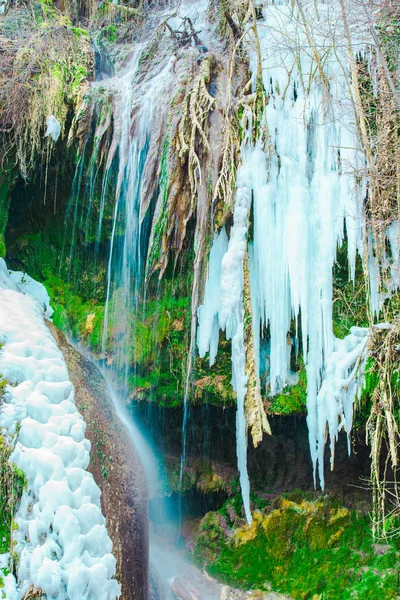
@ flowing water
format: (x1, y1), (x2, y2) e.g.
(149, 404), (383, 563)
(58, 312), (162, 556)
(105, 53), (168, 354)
(68, 2), (215, 595)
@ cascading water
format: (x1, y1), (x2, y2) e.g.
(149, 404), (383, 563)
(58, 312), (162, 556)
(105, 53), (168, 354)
(5, 0), (400, 597)
(101, 50), (150, 383)
(61, 1), (217, 595)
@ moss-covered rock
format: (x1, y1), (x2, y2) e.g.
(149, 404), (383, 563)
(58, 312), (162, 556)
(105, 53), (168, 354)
(268, 366), (307, 416)
(193, 494), (400, 599)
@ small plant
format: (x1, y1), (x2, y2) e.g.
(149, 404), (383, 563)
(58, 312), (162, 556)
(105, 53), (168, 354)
(104, 24), (118, 42)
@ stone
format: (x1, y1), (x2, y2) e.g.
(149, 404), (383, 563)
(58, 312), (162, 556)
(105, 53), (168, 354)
(373, 543), (391, 556)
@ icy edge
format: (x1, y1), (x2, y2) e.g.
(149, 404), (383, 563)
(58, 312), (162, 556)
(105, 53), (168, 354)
(0, 261), (120, 600)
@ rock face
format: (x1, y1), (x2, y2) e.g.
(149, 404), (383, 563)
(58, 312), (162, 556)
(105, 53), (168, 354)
(47, 323), (149, 600)
(136, 404), (372, 510)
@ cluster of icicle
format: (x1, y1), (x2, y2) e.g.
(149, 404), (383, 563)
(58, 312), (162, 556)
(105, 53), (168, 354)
(0, 260), (120, 599)
(197, 1), (399, 522)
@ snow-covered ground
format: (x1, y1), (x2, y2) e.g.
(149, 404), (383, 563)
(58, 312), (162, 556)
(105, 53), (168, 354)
(0, 259), (120, 599)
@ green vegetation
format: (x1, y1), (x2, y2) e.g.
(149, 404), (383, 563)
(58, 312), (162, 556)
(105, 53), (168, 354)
(194, 336), (235, 407)
(194, 494), (400, 599)
(268, 365), (307, 415)
(0, 168), (14, 256)
(44, 274), (105, 351)
(165, 456), (236, 495)
(333, 245), (368, 340)
(0, 237), (6, 260)
(0, 377), (27, 582)
(0, 0), (93, 174)
(104, 24), (119, 42)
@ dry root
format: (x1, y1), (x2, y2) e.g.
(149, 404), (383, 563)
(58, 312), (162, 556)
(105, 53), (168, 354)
(365, 318), (400, 540)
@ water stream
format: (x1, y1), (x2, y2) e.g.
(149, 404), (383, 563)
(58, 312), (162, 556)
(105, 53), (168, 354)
(61, 3), (215, 595)
(100, 369), (205, 600)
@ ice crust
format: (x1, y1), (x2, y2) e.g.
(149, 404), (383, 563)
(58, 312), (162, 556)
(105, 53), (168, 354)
(0, 263), (120, 599)
(197, 0), (398, 509)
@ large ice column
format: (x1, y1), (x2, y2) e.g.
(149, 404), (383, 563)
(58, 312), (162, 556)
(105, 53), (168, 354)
(0, 261), (120, 600)
(247, 2), (367, 484)
(368, 221), (400, 317)
(219, 180), (253, 524)
(199, 1), (371, 496)
(197, 148), (255, 523)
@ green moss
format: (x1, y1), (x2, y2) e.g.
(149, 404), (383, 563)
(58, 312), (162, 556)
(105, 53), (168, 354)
(0, 168), (14, 242)
(0, 236), (6, 259)
(0, 377), (27, 569)
(268, 365), (307, 415)
(127, 274), (192, 407)
(194, 496), (400, 599)
(194, 337), (235, 407)
(104, 24), (118, 42)
(70, 26), (90, 38)
(13, 232), (59, 281)
(43, 274), (105, 351)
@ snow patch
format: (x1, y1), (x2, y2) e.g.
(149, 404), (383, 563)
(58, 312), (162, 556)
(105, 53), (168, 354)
(0, 259), (53, 319)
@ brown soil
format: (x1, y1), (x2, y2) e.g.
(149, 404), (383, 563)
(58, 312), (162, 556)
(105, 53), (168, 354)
(47, 322), (149, 600)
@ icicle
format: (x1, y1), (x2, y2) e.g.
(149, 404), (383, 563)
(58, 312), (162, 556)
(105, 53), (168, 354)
(197, 227), (228, 365)
(197, 137), (255, 523)
(316, 327), (369, 488)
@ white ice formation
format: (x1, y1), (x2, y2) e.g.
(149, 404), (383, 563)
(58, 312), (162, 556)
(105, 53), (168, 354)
(7, 269), (54, 320)
(0, 259), (120, 599)
(45, 115), (61, 142)
(197, 0), (399, 520)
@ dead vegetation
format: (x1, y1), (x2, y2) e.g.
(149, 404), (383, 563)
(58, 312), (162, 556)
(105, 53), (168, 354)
(365, 319), (400, 539)
(0, 0), (93, 174)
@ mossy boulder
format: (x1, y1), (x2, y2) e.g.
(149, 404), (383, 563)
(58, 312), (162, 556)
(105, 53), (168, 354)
(193, 495), (400, 599)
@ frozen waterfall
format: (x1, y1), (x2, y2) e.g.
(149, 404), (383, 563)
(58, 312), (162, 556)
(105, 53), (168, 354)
(197, 1), (398, 519)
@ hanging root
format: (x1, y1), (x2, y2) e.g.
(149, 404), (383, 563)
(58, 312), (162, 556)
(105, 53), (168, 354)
(243, 253), (271, 446)
(0, 3), (93, 175)
(176, 56), (216, 199)
(146, 53), (216, 280)
(365, 317), (400, 540)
